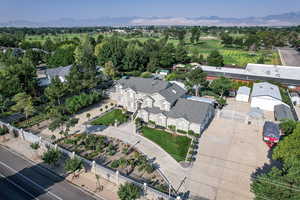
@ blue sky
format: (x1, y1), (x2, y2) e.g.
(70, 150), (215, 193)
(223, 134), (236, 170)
(0, 0), (299, 22)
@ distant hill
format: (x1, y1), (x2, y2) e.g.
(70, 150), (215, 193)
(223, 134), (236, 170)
(1, 11), (300, 27)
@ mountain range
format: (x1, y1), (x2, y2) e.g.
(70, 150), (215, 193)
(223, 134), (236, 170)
(1, 11), (300, 27)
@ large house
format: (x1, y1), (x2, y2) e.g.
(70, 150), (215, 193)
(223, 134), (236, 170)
(111, 77), (215, 133)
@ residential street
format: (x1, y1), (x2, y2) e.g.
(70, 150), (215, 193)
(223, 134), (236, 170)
(0, 145), (101, 200)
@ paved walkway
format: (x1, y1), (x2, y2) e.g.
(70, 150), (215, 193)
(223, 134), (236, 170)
(94, 122), (188, 192)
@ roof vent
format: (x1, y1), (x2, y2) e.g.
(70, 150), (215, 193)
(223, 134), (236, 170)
(172, 89), (177, 94)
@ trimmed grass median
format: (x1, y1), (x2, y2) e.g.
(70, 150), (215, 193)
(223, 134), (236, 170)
(91, 109), (129, 126)
(141, 127), (191, 162)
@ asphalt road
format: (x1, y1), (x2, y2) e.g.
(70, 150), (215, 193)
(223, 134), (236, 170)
(278, 48), (300, 66)
(0, 145), (102, 200)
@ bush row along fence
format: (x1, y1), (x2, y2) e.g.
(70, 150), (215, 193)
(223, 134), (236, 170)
(0, 120), (178, 200)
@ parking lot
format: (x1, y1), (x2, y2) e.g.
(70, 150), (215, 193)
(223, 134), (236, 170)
(278, 48), (300, 66)
(186, 99), (271, 200)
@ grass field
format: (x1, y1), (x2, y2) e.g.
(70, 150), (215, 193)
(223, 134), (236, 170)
(26, 33), (281, 66)
(141, 126), (191, 162)
(91, 109), (128, 126)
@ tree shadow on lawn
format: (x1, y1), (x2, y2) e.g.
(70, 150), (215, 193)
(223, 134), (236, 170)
(85, 125), (108, 133)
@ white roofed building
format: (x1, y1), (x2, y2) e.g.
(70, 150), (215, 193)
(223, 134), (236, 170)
(250, 82), (285, 111)
(236, 86), (251, 102)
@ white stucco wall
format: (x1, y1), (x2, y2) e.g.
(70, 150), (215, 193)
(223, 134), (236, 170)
(138, 110), (149, 122)
(189, 123), (201, 134)
(236, 94), (249, 102)
(251, 96), (283, 111)
(167, 117), (189, 132)
(152, 93), (171, 111)
(149, 113), (167, 127)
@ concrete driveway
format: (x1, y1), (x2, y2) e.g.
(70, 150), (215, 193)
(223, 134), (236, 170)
(185, 101), (270, 200)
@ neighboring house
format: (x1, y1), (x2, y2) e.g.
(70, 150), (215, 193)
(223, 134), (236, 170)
(250, 82), (284, 111)
(274, 104), (294, 121)
(39, 65), (103, 86)
(236, 86), (251, 102)
(111, 77), (215, 133)
(46, 65), (72, 83)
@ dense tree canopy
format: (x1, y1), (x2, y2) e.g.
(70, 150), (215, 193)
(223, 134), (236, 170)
(207, 50), (224, 67)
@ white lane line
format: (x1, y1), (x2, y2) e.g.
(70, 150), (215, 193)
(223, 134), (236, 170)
(0, 161), (63, 200)
(0, 172), (40, 200)
(1, 146), (104, 200)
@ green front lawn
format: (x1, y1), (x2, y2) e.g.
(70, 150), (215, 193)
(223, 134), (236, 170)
(141, 127), (191, 162)
(91, 109), (128, 126)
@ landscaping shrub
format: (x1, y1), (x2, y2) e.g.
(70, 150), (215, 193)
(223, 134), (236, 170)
(140, 71), (152, 78)
(65, 91), (102, 114)
(177, 129), (187, 134)
(30, 142), (40, 150)
(0, 126), (9, 135)
(188, 130), (195, 136)
(111, 160), (119, 168)
(16, 113), (48, 129)
(168, 125), (176, 132)
(118, 182), (142, 200)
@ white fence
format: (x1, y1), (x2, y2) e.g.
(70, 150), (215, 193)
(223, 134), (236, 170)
(0, 120), (175, 200)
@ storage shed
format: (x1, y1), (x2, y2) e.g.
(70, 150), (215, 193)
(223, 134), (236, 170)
(236, 86), (251, 102)
(274, 104), (294, 121)
(251, 82), (283, 111)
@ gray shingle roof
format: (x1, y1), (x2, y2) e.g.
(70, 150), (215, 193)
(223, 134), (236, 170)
(159, 83), (186, 104)
(274, 104), (294, 121)
(166, 98), (215, 124)
(143, 107), (166, 115)
(46, 65), (72, 80)
(251, 82), (282, 101)
(118, 77), (170, 94)
(118, 77), (186, 103)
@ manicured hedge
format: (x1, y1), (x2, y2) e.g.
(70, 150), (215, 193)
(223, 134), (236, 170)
(65, 91), (102, 114)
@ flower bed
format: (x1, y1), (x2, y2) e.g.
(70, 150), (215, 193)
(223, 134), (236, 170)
(56, 133), (171, 194)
